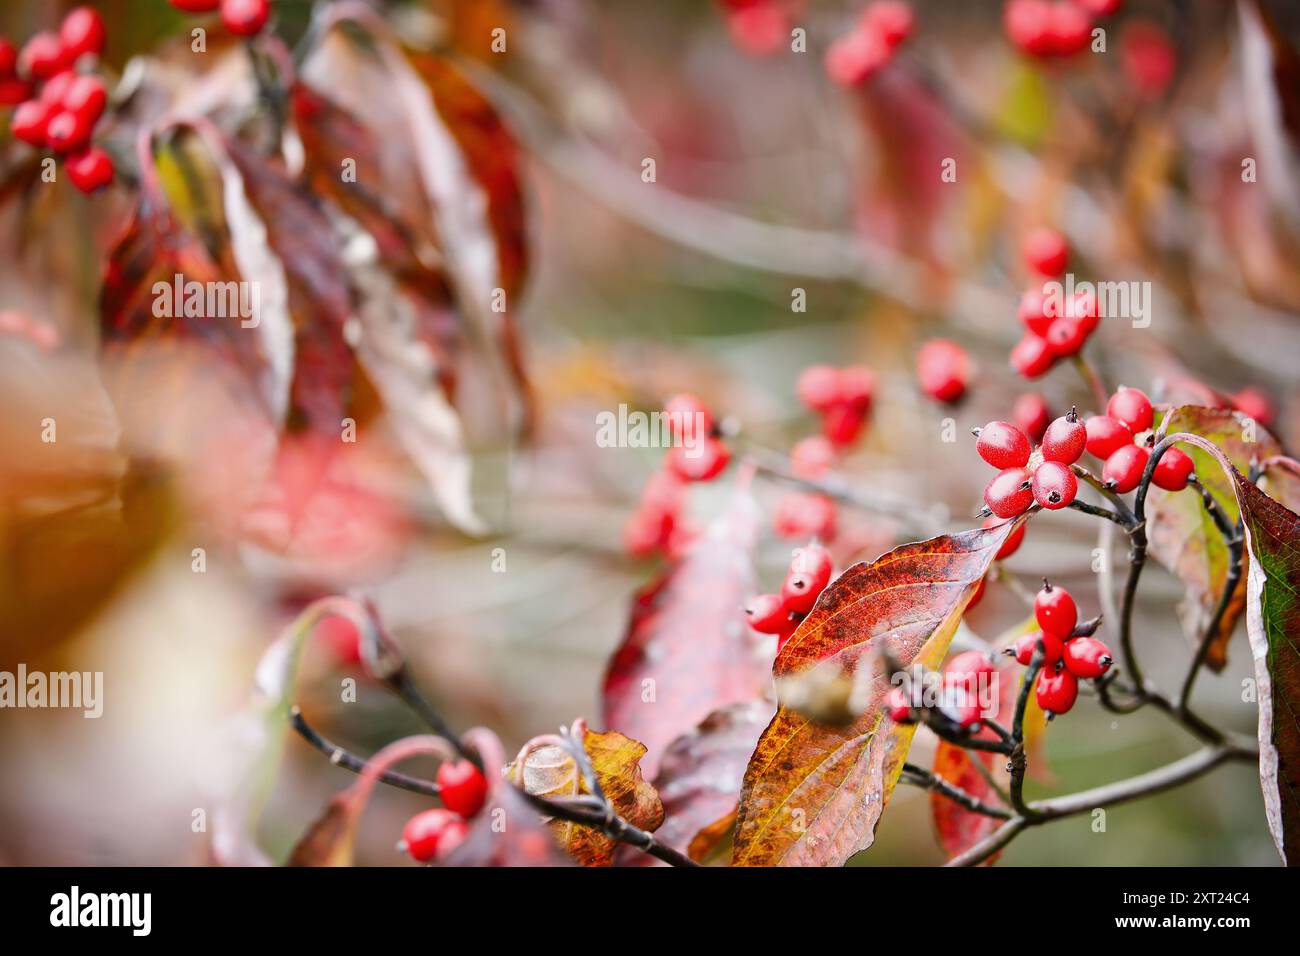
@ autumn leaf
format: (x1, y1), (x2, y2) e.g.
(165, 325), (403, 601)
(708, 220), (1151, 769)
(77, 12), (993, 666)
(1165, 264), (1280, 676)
(512, 726), (663, 866)
(1147, 406), (1283, 671)
(602, 480), (768, 776)
(731, 520), (1017, 867)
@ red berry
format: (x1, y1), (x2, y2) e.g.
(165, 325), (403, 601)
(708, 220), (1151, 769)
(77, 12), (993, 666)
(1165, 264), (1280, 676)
(436, 759), (489, 818)
(1005, 0), (1054, 56)
(824, 27), (891, 87)
(1041, 408), (1086, 464)
(1084, 414), (1133, 459)
(40, 70), (76, 106)
(1106, 386), (1153, 433)
(789, 543), (834, 591)
(1152, 445), (1194, 492)
(976, 420), (1032, 470)
(984, 467), (1033, 519)
(10, 99), (52, 147)
(401, 808), (468, 863)
(0, 77), (32, 105)
(1121, 20), (1176, 99)
(796, 364), (842, 412)
(60, 7), (107, 61)
(965, 575), (987, 612)
(821, 402), (868, 446)
(1022, 227), (1069, 277)
(862, 1), (915, 48)
(170, 0), (223, 10)
(1034, 581), (1078, 636)
(746, 593), (791, 635)
(1011, 630), (1064, 666)
(985, 516), (1026, 560)
(1048, 2), (1092, 57)
(944, 650), (995, 692)
(1010, 331), (1055, 379)
(62, 74), (107, 124)
(623, 470), (683, 556)
(1233, 387), (1275, 429)
(790, 435), (835, 478)
(886, 686), (914, 723)
(773, 492), (837, 541)
(222, 0), (271, 36)
(663, 393), (713, 441)
(916, 338), (969, 403)
(1035, 666), (1079, 715)
(776, 615), (801, 652)
(1013, 392), (1052, 443)
(1102, 443), (1149, 493)
(665, 437), (730, 482)
(1032, 460), (1078, 510)
(0, 37), (17, 76)
(45, 109), (93, 154)
(780, 572), (822, 614)
(1068, 288), (1100, 336)
(19, 33), (70, 81)
(1074, 0), (1122, 14)
(838, 365), (875, 409)
(1045, 316), (1088, 358)
(1018, 288), (1055, 337)
(1063, 636), (1113, 679)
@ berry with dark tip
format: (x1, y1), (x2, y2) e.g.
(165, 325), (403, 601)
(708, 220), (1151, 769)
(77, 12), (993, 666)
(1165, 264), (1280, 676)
(1063, 637), (1113, 679)
(1010, 630), (1064, 666)
(1034, 580), (1078, 637)
(1152, 445), (1194, 492)
(1041, 407), (1086, 464)
(1031, 460), (1078, 510)
(746, 594), (791, 635)
(1102, 443), (1149, 494)
(984, 467), (1034, 518)
(976, 420), (1032, 469)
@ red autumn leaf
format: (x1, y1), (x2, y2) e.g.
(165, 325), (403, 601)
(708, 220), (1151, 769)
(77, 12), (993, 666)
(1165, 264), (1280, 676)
(731, 520), (1017, 866)
(602, 481), (769, 777)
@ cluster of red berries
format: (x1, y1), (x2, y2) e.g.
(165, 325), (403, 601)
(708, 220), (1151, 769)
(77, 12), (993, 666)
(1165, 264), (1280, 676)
(168, 0), (272, 37)
(623, 395), (729, 558)
(745, 542), (834, 650)
(978, 406), (1085, 517)
(1007, 581), (1113, 717)
(916, 338), (970, 404)
(825, 1), (914, 87)
(1004, 0), (1120, 59)
(400, 759), (488, 864)
(1010, 230), (1102, 380)
(885, 650), (996, 731)
(1084, 386), (1193, 493)
(0, 8), (114, 194)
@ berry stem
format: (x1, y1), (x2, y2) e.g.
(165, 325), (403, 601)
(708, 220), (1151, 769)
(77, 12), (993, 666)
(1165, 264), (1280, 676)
(1071, 354), (1109, 412)
(1066, 498), (1129, 527)
(900, 763), (1013, 819)
(1008, 647), (1045, 823)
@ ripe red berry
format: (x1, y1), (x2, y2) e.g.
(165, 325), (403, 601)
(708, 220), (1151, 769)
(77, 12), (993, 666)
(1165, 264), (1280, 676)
(1233, 387), (1275, 429)
(985, 515), (1026, 560)
(825, 27), (891, 87)
(623, 469), (683, 556)
(663, 393), (713, 441)
(1152, 445), (1194, 492)
(726, 1), (788, 57)
(838, 365), (875, 409)
(40, 70), (76, 106)
(0, 76), (32, 105)
(1005, 0), (1055, 56)
(170, 0), (223, 10)
(1010, 331), (1055, 379)
(222, 0), (271, 36)
(789, 544), (833, 590)
(1022, 227), (1069, 277)
(402, 808), (468, 863)
(60, 7), (107, 61)
(780, 572), (823, 614)
(665, 436), (730, 482)
(66, 146), (115, 194)
(10, 99), (52, 147)
(1121, 20), (1176, 99)
(773, 492), (837, 541)
(1084, 414), (1132, 460)
(917, 338), (970, 403)
(1106, 386), (1153, 433)
(796, 364), (842, 412)
(1013, 392), (1052, 443)
(45, 109), (93, 154)
(984, 467), (1033, 519)
(821, 402), (868, 446)
(1032, 460), (1078, 510)
(965, 575), (987, 612)
(19, 33), (70, 81)
(1034, 580), (1078, 636)
(1041, 408), (1086, 464)
(1075, 0), (1122, 14)
(886, 686), (914, 723)
(1035, 666), (1079, 716)
(976, 420), (1032, 469)
(1010, 630), (1064, 666)
(745, 593), (791, 635)
(944, 650), (995, 693)
(790, 435), (835, 478)
(436, 759), (489, 818)
(1018, 288), (1055, 337)
(62, 74), (107, 123)
(863, 1), (915, 49)
(1068, 288), (1100, 336)
(1063, 636), (1113, 679)
(0, 37), (17, 76)
(1048, 2), (1092, 56)
(1102, 443), (1149, 493)
(1045, 316), (1087, 358)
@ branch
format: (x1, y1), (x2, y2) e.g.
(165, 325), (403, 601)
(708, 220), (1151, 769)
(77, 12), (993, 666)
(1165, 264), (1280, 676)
(901, 763), (1013, 819)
